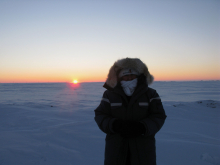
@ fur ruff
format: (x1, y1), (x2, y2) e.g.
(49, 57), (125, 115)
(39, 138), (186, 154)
(105, 58), (154, 88)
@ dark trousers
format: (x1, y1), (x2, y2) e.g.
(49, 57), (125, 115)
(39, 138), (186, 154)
(125, 147), (131, 165)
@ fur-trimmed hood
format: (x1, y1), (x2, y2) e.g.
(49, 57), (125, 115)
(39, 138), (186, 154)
(104, 58), (154, 88)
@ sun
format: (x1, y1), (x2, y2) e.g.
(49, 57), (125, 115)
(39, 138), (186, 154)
(72, 80), (78, 84)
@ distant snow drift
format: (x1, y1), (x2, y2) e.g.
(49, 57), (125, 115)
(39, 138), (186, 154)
(0, 81), (219, 165)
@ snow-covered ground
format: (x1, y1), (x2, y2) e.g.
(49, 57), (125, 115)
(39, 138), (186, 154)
(0, 81), (219, 165)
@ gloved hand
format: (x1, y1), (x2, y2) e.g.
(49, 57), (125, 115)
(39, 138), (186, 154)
(112, 119), (124, 133)
(112, 119), (146, 138)
(120, 121), (146, 138)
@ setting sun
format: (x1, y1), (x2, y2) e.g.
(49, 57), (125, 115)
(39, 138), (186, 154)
(73, 80), (78, 84)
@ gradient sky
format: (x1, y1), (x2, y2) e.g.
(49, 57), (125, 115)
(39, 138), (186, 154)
(0, 0), (219, 83)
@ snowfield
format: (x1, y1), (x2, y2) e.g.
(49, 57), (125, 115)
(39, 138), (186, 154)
(0, 82), (219, 165)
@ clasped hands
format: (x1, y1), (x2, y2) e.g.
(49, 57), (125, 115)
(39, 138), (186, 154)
(112, 119), (146, 138)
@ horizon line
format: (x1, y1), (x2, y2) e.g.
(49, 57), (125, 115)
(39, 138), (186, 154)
(0, 80), (219, 84)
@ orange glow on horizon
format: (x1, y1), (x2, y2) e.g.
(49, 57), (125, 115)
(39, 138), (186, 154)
(0, 76), (220, 83)
(0, 69), (219, 83)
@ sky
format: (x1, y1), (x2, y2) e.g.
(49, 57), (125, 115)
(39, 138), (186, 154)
(0, 0), (219, 83)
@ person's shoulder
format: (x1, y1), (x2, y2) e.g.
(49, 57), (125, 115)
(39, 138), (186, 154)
(102, 89), (115, 97)
(102, 89), (121, 102)
(147, 87), (156, 93)
(146, 87), (160, 98)
(103, 89), (113, 94)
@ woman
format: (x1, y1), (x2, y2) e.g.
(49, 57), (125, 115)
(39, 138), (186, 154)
(94, 58), (167, 165)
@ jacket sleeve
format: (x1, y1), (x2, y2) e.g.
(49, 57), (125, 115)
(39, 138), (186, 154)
(140, 90), (167, 136)
(94, 91), (116, 134)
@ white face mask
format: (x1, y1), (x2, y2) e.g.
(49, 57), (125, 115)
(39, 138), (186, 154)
(120, 78), (138, 96)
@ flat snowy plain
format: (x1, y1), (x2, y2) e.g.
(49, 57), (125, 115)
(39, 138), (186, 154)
(0, 81), (219, 165)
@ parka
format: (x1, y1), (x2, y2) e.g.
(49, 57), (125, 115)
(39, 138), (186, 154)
(94, 74), (167, 165)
